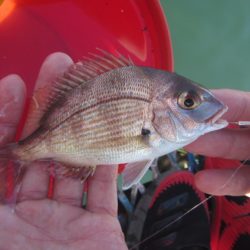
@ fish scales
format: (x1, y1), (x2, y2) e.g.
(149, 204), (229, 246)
(16, 67), (154, 165)
(43, 67), (153, 130)
(48, 99), (149, 157)
(8, 51), (228, 188)
(0, 50), (230, 201)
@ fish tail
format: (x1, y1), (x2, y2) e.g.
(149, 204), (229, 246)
(0, 143), (18, 160)
(0, 143), (25, 209)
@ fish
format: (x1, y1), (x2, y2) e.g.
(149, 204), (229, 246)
(0, 50), (228, 191)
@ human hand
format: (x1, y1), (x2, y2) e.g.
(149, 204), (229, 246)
(185, 89), (250, 196)
(0, 53), (128, 250)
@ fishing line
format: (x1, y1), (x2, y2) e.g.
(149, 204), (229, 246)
(129, 158), (249, 250)
(229, 121), (250, 126)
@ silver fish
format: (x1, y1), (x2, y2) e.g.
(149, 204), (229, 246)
(3, 51), (228, 189)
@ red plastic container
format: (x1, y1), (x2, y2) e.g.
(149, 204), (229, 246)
(0, 0), (173, 98)
(0, 0), (173, 195)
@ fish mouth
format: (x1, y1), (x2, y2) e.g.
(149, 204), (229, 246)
(207, 105), (228, 127)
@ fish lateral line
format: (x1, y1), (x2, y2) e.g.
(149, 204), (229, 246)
(27, 50), (134, 134)
(44, 95), (151, 131)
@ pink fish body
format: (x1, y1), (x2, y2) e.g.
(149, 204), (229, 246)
(7, 51), (227, 188)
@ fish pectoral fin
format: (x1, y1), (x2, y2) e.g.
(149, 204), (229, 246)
(122, 159), (154, 190)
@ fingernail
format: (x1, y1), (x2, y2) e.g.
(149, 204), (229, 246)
(0, 74), (26, 122)
(0, 74), (25, 102)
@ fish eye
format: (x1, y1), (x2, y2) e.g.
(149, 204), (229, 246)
(177, 91), (201, 110)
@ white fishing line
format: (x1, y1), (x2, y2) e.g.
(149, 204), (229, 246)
(129, 159), (249, 250)
(129, 195), (213, 250)
(229, 121), (250, 126)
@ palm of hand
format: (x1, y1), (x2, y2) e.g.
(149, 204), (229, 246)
(0, 199), (126, 250)
(0, 53), (127, 250)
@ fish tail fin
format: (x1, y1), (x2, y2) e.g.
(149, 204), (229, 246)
(0, 143), (18, 160)
(0, 143), (25, 209)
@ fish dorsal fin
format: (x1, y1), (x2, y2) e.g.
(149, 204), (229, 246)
(122, 159), (154, 190)
(25, 49), (133, 133)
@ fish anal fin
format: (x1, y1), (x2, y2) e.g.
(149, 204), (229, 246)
(122, 159), (154, 190)
(51, 163), (96, 183)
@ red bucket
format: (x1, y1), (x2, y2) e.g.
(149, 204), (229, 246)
(0, 0), (173, 99)
(0, 0), (173, 196)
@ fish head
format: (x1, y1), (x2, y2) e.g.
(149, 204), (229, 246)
(150, 71), (228, 144)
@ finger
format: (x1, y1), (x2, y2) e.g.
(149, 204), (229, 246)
(19, 53), (73, 197)
(21, 52), (73, 138)
(194, 167), (250, 196)
(87, 165), (118, 217)
(212, 89), (250, 121)
(186, 89), (250, 159)
(53, 177), (84, 207)
(0, 75), (26, 146)
(185, 129), (250, 160)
